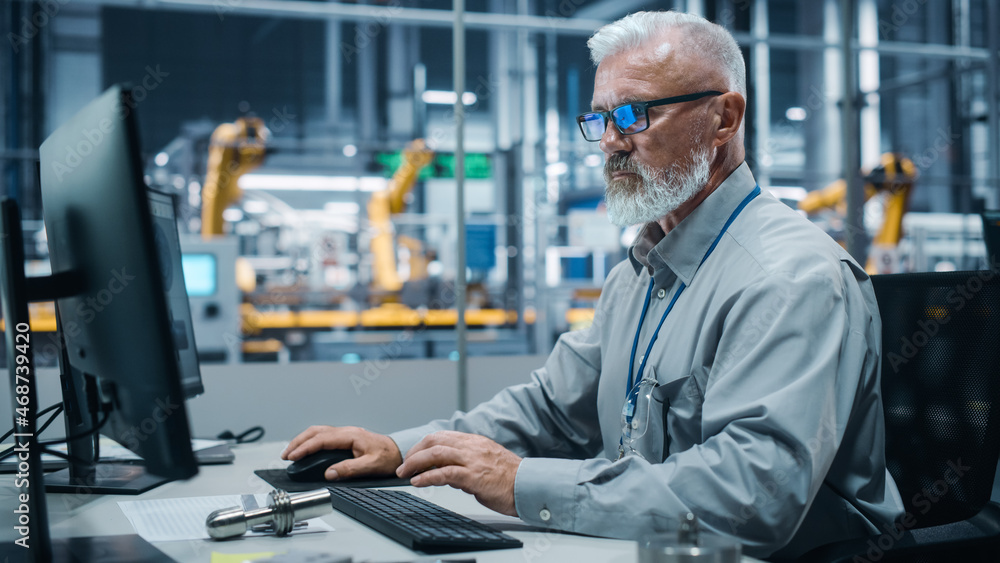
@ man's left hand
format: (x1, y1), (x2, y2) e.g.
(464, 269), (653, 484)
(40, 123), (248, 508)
(396, 431), (521, 517)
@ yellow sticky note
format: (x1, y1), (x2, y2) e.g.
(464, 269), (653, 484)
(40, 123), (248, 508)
(210, 551), (278, 563)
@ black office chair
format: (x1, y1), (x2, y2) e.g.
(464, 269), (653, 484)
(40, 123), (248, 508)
(798, 270), (1000, 562)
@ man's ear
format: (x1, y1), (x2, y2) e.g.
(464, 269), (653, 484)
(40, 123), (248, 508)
(712, 92), (746, 147)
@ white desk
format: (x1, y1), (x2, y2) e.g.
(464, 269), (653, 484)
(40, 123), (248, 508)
(4, 442), (764, 562)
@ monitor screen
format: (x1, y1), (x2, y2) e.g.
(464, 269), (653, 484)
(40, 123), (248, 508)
(182, 253), (218, 297)
(149, 190), (204, 398)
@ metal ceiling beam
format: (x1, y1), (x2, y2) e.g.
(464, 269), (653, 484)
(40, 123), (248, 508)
(730, 31), (991, 61)
(13, 0), (991, 58)
(33, 0), (608, 35)
(571, 0), (650, 20)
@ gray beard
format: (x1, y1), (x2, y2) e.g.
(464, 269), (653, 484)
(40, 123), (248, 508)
(604, 148), (712, 228)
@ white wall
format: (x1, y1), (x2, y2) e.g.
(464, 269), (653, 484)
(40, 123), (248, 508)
(7, 355), (547, 443)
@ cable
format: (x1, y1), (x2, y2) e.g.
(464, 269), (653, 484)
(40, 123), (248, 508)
(0, 409), (112, 465)
(0, 403), (65, 462)
(217, 426), (265, 444)
(39, 408), (109, 446)
(35, 405), (64, 437)
(0, 402), (63, 443)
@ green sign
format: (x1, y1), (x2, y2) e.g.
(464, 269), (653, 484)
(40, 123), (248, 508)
(374, 152), (492, 179)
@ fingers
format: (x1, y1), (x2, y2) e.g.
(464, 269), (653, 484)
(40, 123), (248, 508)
(282, 425), (356, 461)
(409, 465), (466, 489)
(402, 431), (471, 459)
(397, 443), (468, 479)
(326, 455), (384, 481)
(281, 425), (326, 460)
(396, 432), (469, 479)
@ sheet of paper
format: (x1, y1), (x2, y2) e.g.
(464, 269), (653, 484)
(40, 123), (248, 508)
(118, 494), (334, 542)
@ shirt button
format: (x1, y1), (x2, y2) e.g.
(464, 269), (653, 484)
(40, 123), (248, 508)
(657, 288), (666, 299)
(631, 420), (639, 429)
(539, 508), (552, 522)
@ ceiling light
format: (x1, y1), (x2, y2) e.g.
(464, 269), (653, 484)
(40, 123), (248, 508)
(422, 90), (477, 105)
(239, 174), (388, 192)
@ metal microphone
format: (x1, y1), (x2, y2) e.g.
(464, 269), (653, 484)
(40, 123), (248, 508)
(206, 488), (332, 539)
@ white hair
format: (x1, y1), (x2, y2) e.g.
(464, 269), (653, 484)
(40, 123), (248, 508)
(587, 11), (746, 98)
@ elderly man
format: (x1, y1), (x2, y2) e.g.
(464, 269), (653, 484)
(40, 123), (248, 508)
(284, 11), (904, 558)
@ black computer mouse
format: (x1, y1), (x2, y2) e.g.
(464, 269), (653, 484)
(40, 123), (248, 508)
(286, 449), (354, 482)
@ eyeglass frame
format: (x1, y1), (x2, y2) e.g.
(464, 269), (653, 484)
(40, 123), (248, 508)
(576, 90), (725, 142)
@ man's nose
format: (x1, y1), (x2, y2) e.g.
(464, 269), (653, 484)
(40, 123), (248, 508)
(599, 122), (632, 155)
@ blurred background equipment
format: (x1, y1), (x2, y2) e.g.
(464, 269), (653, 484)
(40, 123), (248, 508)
(3, 0), (1000, 365)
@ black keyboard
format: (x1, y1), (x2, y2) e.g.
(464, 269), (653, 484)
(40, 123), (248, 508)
(327, 487), (523, 553)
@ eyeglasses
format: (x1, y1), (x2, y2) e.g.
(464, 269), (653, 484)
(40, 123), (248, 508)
(618, 376), (662, 461)
(576, 90), (724, 142)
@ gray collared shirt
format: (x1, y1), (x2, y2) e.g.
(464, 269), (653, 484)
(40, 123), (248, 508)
(391, 162), (905, 558)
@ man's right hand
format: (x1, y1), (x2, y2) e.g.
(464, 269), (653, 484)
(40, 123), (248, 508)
(281, 425), (403, 481)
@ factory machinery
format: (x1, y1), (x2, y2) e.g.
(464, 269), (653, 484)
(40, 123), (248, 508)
(16, 118), (540, 364)
(180, 120), (532, 362)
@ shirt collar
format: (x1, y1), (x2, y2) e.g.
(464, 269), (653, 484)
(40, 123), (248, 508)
(628, 161), (759, 285)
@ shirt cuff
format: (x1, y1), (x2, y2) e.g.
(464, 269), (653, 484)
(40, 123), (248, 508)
(514, 457), (582, 530)
(388, 425), (437, 460)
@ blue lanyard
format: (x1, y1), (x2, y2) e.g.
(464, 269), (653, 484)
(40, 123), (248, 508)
(623, 186), (761, 423)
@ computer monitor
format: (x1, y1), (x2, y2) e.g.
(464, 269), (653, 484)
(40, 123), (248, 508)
(982, 210), (1000, 271)
(1, 84), (194, 561)
(34, 84), (199, 494)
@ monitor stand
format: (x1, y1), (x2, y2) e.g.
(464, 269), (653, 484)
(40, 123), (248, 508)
(44, 464), (174, 495)
(46, 343), (176, 496)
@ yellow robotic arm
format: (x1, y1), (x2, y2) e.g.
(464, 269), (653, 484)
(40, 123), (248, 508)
(201, 117), (269, 239)
(368, 139), (434, 292)
(867, 154), (918, 248)
(799, 152), (917, 272)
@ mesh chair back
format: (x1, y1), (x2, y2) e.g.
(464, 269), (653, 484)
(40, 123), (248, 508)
(871, 271), (1000, 528)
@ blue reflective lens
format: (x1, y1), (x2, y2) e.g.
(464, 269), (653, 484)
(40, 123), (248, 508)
(582, 114), (605, 138)
(614, 105), (638, 129)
